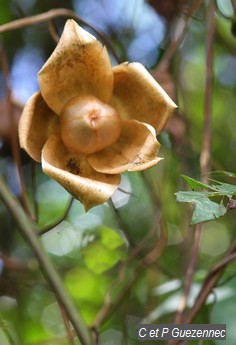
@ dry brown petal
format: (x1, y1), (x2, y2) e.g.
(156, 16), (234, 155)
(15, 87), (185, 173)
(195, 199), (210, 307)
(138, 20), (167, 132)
(18, 92), (59, 162)
(111, 62), (177, 133)
(38, 19), (113, 115)
(42, 135), (121, 210)
(88, 120), (162, 174)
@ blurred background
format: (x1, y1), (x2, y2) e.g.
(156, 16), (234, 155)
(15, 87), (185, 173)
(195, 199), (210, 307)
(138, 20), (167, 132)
(0, 0), (236, 344)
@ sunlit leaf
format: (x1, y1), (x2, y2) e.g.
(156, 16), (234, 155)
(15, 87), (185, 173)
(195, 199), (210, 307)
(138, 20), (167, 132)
(65, 267), (112, 324)
(99, 226), (126, 249)
(182, 175), (216, 191)
(83, 242), (117, 273)
(175, 191), (227, 225)
(65, 267), (110, 304)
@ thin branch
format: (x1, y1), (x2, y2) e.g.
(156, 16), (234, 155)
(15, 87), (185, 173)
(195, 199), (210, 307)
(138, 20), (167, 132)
(185, 240), (236, 324)
(168, 240), (236, 345)
(39, 197), (74, 235)
(47, 20), (60, 43)
(170, 0), (216, 332)
(0, 8), (120, 63)
(0, 38), (33, 218)
(0, 317), (15, 345)
(59, 304), (75, 345)
(30, 161), (39, 222)
(108, 198), (135, 246)
(231, 0), (236, 13)
(174, 223), (203, 324)
(0, 176), (92, 345)
(200, 0), (215, 179)
(157, 0), (203, 71)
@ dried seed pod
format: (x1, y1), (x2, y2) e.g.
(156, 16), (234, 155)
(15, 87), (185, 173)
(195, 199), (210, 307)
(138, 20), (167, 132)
(60, 96), (121, 155)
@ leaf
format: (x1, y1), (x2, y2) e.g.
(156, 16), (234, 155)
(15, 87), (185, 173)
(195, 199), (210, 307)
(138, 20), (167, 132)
(182, 175), (236, 196)
(99, 226), (125, 249)
(210, 170), (236, 178)
(65, 267), (112, 304)
(65, 267), (112, 324)
(82, 227), (126, 274)
(176, 174), (236, 225)
(181, 175), (216, 191)
(83, 242), (125, 274)
(210, 181), (236, 197)
(175, 191), (227, 225)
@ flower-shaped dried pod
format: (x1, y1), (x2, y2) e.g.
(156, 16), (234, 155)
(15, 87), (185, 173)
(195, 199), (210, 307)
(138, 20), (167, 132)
(19, 19), (177, 211)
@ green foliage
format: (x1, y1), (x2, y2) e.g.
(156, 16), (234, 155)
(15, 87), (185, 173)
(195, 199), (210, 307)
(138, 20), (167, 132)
(82, 227), (126, 274)
(175, 175), (236, 225)
(65, 267), (112, 324)
(65, 226), (127, 324)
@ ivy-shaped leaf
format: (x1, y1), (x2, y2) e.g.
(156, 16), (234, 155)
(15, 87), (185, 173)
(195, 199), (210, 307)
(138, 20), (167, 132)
(175, 173), (236, 225)
(175, 191), (227, 225)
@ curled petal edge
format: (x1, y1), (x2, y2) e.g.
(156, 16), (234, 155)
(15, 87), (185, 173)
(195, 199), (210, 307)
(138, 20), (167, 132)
(38, 19), (113, 115)
(18, 92), (59, 162)
(42, 135), (121, 211)
(88, 120), (162, 175)
(111, 62), (177, 133)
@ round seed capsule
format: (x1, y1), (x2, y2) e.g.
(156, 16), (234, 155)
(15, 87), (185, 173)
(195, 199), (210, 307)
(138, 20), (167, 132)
(60, 96), (121, 155)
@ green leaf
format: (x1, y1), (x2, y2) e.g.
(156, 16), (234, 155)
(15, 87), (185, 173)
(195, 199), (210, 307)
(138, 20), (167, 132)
(210, 170), (236, 178)
(99, 226), (125, 249)
(65, 268), (112, 324)
(176, 174), (236, 224)
(210, 181), (236, 196)
(182, 175), (236, 196)
(181, 175), (216, 191)
(80, 227), (126, 274)
(83, 242), (125, 274)
(175, 191), (227, 225)
(65, 267), (112, 303)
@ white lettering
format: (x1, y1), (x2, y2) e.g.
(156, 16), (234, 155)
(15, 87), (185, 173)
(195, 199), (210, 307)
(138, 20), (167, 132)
(161, 328), (169, 337)
(150, 329), (155, 337)
(139, 327), (146, 338)
(172, 328), (179, 337)
(220, 330), (226, 338)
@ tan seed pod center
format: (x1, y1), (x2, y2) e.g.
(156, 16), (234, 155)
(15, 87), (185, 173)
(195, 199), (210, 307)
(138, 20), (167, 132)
(60, 96), (121, 155)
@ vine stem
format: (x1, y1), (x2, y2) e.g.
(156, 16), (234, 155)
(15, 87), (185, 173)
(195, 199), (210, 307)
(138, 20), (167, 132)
(231, 0), (236, 13)
(170, 0), (216, 335)
(0, 8), (120, 63)
(200, 0), (215, 180)
(156, 0), (203, 71)
(168, 240), (236, 345)
(0, 38), (32, 218)
(0, 176), (92, 345)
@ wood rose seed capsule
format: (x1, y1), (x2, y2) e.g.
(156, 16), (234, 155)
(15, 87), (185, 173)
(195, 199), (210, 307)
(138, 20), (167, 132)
(60, 95), (121, 155)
